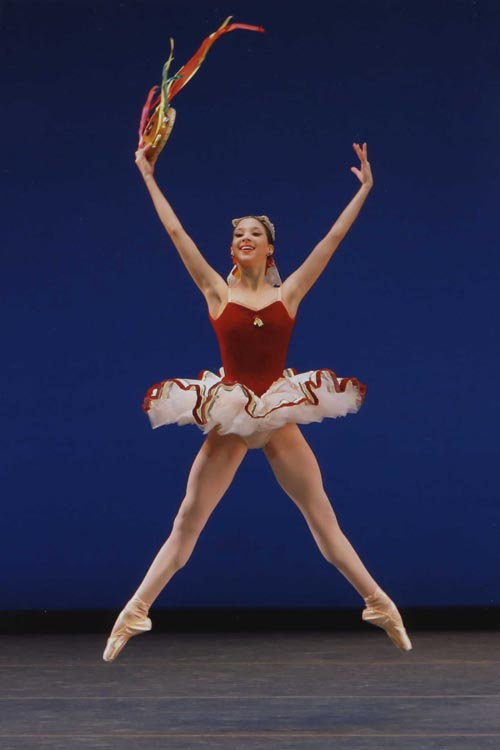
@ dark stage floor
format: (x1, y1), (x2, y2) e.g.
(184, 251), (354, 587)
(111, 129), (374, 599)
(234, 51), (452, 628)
(1, 630), (499, 749)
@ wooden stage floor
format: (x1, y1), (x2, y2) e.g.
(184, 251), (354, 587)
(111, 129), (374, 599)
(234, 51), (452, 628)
(0, 630), (499, 749)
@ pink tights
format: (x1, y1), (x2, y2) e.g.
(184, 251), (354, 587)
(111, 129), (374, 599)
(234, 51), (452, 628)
(134, 424), (377, 607)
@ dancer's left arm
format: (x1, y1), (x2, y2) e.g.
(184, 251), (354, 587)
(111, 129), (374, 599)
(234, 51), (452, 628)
(282, 143), (373, 310)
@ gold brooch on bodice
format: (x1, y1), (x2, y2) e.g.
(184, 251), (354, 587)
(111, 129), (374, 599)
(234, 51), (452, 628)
(253, 316), (264, 328)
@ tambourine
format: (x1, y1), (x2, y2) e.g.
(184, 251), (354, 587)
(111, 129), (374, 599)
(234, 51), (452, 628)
(139, 106), (176, 162)
(137, 16), (265, 160)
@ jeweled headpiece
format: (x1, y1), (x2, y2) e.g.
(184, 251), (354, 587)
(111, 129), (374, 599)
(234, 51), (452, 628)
(231, 215), (276, 242)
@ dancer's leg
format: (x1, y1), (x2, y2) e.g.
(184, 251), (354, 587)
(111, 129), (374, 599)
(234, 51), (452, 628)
(134, 429), (248, 605)
(263, 424), (376, 597)
(263, 424), (411, 650)
(103, 430), (247, 661)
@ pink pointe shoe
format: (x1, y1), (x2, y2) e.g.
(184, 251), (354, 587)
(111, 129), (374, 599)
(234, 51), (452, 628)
(362, 587), (413, 652)
(103, 596), (152, 662)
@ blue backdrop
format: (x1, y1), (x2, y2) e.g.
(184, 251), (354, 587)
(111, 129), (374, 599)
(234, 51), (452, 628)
(2, 0), (499, 610)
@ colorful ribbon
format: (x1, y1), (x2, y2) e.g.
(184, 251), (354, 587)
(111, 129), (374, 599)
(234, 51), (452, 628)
(138, 16), (265, 146)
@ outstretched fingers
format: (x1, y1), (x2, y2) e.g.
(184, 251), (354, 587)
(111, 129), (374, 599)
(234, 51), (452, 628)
(350, 142), (373, 187)
(353, 142), (368, 161)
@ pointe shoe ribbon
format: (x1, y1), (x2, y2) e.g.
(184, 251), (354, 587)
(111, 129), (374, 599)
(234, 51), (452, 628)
(103, 596), (152, 662)
(362, 587), (413, 652)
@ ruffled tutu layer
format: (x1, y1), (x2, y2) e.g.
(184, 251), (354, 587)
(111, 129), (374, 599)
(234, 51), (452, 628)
(143, 368), (366, 448)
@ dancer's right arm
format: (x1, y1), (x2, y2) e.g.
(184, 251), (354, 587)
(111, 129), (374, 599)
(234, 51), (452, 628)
(135, 147), (226, 301)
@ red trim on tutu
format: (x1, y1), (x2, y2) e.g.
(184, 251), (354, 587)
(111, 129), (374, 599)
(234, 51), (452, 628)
(142, 369), (367, 427)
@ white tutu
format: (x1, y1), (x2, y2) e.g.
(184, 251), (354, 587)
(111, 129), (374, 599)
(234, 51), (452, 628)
(143, 368), (366, 448)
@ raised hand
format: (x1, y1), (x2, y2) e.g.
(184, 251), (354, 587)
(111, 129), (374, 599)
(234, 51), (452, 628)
(350, 142), (373, 189)
(135, 144), (156, 180)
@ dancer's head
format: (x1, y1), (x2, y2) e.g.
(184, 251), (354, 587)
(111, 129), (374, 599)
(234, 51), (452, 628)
(231, 216), (274, 256)
(232, 215), (275, 244)
(228, 215), (281, 286)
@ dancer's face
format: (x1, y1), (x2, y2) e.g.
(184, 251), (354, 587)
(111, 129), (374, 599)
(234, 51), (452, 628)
(231, 218), (274, 268)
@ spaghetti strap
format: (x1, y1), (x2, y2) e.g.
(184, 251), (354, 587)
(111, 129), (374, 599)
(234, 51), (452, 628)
(228, 286), (233, 302)
(277, 286), (282, 301)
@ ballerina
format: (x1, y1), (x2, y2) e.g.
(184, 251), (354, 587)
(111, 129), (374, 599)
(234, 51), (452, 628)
(103, 141), (412, 661)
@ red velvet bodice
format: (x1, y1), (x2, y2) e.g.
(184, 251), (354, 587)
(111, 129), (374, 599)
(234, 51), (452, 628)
(209, 301), (295, 396)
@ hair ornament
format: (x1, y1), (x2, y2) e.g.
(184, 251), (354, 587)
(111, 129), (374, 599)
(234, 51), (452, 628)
(231, 215), (276, 242)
